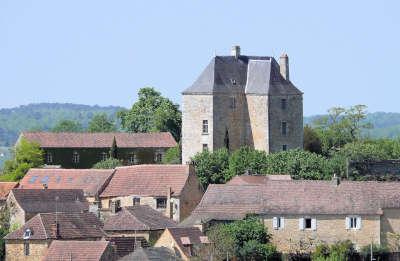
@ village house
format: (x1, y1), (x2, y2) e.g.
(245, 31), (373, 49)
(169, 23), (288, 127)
(7, 189), (89, 227)
(18, 168), (115, 212)
(118, 247), (182, 260)
(42, 240), (116, 261)
(181, 46), (303, 163)
(0, 182), (18, 208)
(181, 177), (400, 252)
(19, 132), (177, 168)
(103, 205), (177, 257)
(154, 227), (211, 261)
(99, 165), (204, 222)
(4, 212), (105, 261)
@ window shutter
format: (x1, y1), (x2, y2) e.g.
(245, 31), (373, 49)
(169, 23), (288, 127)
(299, 218), (304, 230)
(356, 217), (362, 229)
(345, 217), (350, 229)
(311, 218), (317, 231)
(273, 217), (278, 230)
(281, 217), (285, 229)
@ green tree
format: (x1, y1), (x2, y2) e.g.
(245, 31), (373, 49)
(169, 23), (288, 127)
(109, 136), (117, 158)
(118, 87), (181, 141)
(52, 120), (82, 132)
(207, 216), (276, 260)
(191, 148), (229, 189)
(303, 125), (322, 154)
(0, 206), (10, 260)
(88, 113), (116, 132)
(312, 240), (355, 261)
(162, 144), (181, 164)
(0, 138), (44, 181)
(92, 158), (122, 169)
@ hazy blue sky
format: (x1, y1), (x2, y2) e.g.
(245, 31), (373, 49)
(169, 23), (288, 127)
(1, 0), (399, 115)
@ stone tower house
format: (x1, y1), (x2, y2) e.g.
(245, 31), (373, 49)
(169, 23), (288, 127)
(181, 46), (303, 163)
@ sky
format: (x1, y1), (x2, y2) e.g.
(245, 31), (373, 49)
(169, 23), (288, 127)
(0, 0), (399, 116)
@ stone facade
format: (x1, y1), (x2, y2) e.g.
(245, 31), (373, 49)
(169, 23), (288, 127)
(182, 48), (303, 163)
(6, 240), (50, 261)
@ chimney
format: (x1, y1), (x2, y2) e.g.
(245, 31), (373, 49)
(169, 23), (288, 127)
(231, 45), (240, 59)
(332, 173), (340, 186)
(43, 183), (48, 189)
(279, 53), (290, 81)
(166, 187), (173, 219)
(51, 222), (60, 239)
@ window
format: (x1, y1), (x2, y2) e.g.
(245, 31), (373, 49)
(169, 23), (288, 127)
(299, 217), (316, 230)
(281, 99), (287, 110)
(101, 152), (108, 161)
(72, 151), (80, 164)
(346, 216), (361, 230)
(202, 144), (208, 151)
(156, 198), (167, 209)
(282, 144), (287, 151)
(23, 228), (32, 239)
(230, 79), (237, 85)
(273, 217), (284, 230)
(128, 153), (138, 165)
(156, 153), (163, 163)
(46, 152), (53, 164)
(281, 121), (287, 136)
(202, 120), (208, 134)
(230, 97), (236, 109)
(24, 242), (30, 256)
(133, 197), (140, 206)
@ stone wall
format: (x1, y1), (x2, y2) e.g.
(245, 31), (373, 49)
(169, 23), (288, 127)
(246, 95), (268, 151)
(6, 240), (50, 261)
(381, 208), (400, 250)
(349, 160), (400, 179)
(155, 229), (188, 261)
(7, 192), (25, 227)
(262, 214), (380, 253)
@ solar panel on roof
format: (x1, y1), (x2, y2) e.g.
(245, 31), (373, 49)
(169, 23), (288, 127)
(29, 176), (38, 183)
(56, 176), (61, 183)
(41, 176), (49, 184)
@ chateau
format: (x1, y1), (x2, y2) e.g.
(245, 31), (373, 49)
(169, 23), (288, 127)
(182, 46), (303, 163)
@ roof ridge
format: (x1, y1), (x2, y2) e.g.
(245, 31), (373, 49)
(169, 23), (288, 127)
(38, 213), (49, 239)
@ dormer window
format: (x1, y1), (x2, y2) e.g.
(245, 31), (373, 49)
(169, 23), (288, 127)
(230, 79), (237, 85)
(23, 228), (32, 239)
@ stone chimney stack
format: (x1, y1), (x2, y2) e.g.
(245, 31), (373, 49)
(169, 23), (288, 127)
(279, 53), (290, 81)
(166, 186), (173, 219)
(231, 45), (241, 59)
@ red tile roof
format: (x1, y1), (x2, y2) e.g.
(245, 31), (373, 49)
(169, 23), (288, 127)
(21, 132), (177, 148)
(0, 182), (18, 200)
(100, 165), (191, 198)
(5, 212), (104, 240)
(227, 174), (291, 185)
(182, 180), (400, 225)
(20, 168), (114, 197)
(43, 240), (113, 261)
(10, 188), (89, 214)
(103, 206), (177, 231)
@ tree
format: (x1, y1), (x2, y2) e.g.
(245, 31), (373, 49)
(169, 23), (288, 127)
(206, 216), (277, 260)
(109, 136), (117, 158)
(88, 113), (116, 132)
(312, 240), (355, 261)
(303, 125), (322, 154)
(0, 206), (10, 260)
(162, 144), (181, 164)
(191, 148), (229, 189)
(92, 158), (122, 169)
(52, 120), (82, 132)
(118, 87), (181, 141)
(0, 138), (44, 181)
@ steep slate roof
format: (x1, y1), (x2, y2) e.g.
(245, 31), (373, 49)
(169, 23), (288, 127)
(103, 206), (177, 231)
(21, 132), (177, 148)
(182, 55), (302, 95)
(10, 188), (89, 214)
(43, 240), (113, 261)
(181, 180), (400, 225)
(100, 165), (191, 198)
(227, 174), (291, 185)
(119, 247), (181, 261)
(19, 168), (115, 197)
(5, 212), (104, 240)
(166, 227), (208, 258)
(0, 182), (18, 200)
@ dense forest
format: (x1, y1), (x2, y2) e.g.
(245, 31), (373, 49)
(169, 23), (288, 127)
(0, 103), (124, 146)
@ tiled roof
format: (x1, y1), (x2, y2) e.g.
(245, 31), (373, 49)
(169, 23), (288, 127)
(100, 165), (191, 198)
(119, 247), (181, 261)
(227, 174), (291, 185)
(10, 188), (89, 214)
(182, 55), (302, 95)
(21, 132), (177, 148)
(167, 227), (208, 258)
(182, 180), (400, 225)
(43, 240), (113, 261)
(20, 169), (115, 197)
(103, 206), (177, 231)
(0, 182), (18, 200)
(5, 212), (104, 240)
